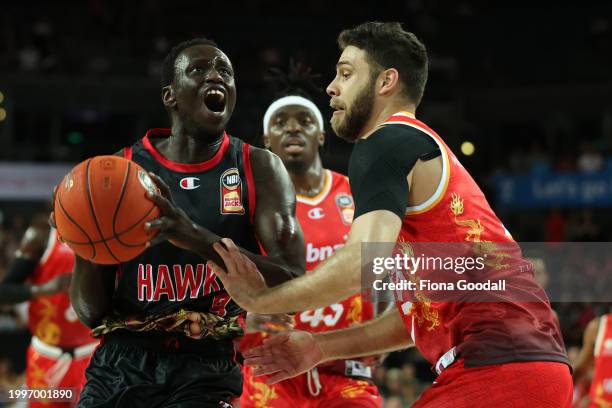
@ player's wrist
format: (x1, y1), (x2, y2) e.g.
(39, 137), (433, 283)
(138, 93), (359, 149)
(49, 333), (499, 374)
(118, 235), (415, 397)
(313, 332), (334, 363)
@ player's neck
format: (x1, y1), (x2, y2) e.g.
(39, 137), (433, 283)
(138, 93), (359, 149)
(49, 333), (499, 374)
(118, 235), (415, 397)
(290, 156), (326, 198)
(360, 101), (416, 140)
(163, 125), (225, 164)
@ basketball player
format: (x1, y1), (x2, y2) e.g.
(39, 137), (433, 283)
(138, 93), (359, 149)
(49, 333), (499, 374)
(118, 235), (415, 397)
(63, 38), (305, 407)
(0, 214), (97, 407)
(573, 312), (612, 407)
(239, 77), (382, 407)
(206, 22), (573, 407)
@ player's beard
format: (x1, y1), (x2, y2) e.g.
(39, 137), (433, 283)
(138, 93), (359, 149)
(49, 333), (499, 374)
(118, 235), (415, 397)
(332, 78), (376, 143)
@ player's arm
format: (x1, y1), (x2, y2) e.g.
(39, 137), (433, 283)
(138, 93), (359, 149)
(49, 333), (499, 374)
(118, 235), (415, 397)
(144, 148), (306, 286)
(243, 307), (412, 383)
(213, 125), (437, 313)
(0, 218), (71, 304)
(243, 147), (305, 285)
(70, 256), (117, 328)
(573, 316), (600, 381)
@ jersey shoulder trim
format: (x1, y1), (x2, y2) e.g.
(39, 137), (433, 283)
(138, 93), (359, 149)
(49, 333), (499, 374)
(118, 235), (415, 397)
(242, 143), (256, 224)
(141, 128), (230, 173)
(382, 112), (451, 216)
(328, 170), (351, 195)
(123, 147), (133, 160)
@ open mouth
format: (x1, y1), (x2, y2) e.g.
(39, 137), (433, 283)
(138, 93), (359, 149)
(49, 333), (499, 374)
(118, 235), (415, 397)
(204, 89), (226, 113)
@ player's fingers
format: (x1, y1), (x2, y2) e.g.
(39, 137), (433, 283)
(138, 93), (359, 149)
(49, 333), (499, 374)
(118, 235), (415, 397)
(145, 217), (173, 231)
(242, 345), (267, 359)
(262, 333), (290, 347)
(219, 238), (247, 269)
(146, 233), (167, 248)
(208, 260), (228, 277)
(251, 364), (284, 377)
(243, 355), (277, 367)
(212, 241), (237, 275)
(243, 255), (259, 273)
(146, 191), (175, 214)
(148, 172), (173, 201)
(220, 238), (239, 253)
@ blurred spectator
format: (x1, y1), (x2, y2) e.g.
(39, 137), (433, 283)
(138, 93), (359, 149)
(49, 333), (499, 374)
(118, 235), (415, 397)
(384, 395), (404, 408)
(577, 142), (603, 173)
(566, 210), (604, 241)
(385, 368), (403, 397)
(545, 209), (566, 242)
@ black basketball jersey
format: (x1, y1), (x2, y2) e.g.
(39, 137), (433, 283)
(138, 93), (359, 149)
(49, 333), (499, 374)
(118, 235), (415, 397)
(113, 128), (261, 323)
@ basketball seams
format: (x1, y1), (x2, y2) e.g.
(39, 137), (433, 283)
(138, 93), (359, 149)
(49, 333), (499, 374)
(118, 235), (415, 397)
(112, 161), (131, 240)
(114, 203), (158, 247)
(56, 193), (97, 260)
(85, 159), (121, 264)
(58, 204), (157, 246)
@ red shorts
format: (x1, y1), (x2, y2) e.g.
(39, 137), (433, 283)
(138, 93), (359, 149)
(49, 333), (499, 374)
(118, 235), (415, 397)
(26, 339), (97, 408)
(413, 359), (573, 408)
(240, 364), (382, 408)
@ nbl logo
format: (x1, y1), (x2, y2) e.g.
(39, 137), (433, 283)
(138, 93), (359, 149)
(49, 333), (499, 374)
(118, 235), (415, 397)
(222, 172), (240, 188)
(220, 168), (244, 214)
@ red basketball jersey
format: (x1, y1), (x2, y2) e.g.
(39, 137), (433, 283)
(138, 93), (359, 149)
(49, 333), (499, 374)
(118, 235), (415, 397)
(387, 112), (568, 368)
(293, 170), (373, 333)
(28, 228), (93, 348)
(589, 314), (612, 405)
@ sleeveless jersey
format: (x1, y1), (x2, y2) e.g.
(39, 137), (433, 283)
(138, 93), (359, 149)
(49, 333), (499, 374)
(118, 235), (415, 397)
(28, 229), (92, 348)
(294, 170), (373, 333)
(385, 113), (569, 368)
(114, 128), (260, 327)
(589, 314), (612, 405)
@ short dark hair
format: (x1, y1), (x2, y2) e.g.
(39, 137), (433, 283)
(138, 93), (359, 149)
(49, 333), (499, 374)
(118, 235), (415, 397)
(338, 22), (428, 105)
(161, 38), (218, 87)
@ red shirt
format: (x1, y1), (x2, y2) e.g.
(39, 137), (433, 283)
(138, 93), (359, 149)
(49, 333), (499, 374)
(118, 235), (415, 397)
(239, 170), (372, 352)
(294, 170), (373, 332)
(589, 314), (612, 405)
(28, 229), (93, 348)
(387, 112), (568, 368)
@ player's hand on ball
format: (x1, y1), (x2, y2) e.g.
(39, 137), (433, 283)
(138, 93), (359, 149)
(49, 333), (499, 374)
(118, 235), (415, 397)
(209, 238), (268, 311)
(243, 330), (324, 384)
(144, 172), (205, 252)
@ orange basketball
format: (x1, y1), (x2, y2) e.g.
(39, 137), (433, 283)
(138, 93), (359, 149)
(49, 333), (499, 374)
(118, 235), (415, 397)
(54, 155), (161, 264)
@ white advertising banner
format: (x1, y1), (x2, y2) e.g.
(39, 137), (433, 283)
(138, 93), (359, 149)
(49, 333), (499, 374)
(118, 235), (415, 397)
(0, 162), (73, 201)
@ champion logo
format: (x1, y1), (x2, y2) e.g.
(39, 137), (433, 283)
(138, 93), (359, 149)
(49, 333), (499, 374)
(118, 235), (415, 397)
(180, 177), (200, 190)
(308, 207), (325, 220)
